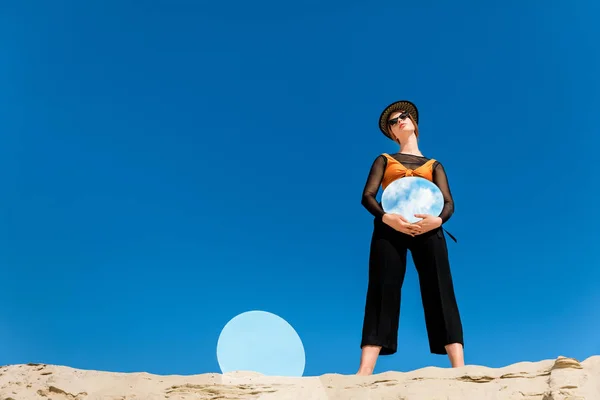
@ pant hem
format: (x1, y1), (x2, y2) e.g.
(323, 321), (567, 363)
(360, 339), (396, 356)
(431, 340), (464, 355)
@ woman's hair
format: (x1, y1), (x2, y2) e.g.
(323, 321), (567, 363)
(409, 114), (420, 138)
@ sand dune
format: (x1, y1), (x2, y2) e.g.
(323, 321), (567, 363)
(1, 355), (598, 399)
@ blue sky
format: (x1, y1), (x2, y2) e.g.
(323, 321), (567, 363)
(1, 0), (599, 377)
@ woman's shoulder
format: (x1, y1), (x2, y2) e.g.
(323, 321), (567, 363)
(369, 153), (390, 162)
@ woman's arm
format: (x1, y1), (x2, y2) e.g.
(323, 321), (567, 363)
(361, 155), (386, 219)
(432, 161), (455, 223)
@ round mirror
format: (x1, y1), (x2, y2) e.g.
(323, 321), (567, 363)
(381, 177), (444, 223)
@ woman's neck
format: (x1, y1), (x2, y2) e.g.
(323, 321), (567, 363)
(397, 134), (422, 156)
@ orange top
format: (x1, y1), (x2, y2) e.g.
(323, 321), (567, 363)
(381, 153), (437, 190)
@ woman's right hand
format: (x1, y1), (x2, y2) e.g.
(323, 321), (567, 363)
(382, 213), (419, 236)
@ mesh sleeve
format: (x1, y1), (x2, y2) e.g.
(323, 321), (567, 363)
(432, 161), (455, 223)
(361, 155), (386, 219)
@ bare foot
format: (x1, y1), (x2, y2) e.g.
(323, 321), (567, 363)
(356, 369), (373, 376)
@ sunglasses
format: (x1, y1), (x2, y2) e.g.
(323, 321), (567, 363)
(387, 112), (410, 126)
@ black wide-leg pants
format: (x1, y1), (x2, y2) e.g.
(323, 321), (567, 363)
(360, 217), (464, 356)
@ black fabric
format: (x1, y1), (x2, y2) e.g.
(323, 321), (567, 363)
(360, 219), (464, 355)
(361, 153), (455, 223)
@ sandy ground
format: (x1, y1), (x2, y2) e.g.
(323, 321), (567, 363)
(1, 355), (598, 400)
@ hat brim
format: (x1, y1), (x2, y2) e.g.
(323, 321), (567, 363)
(379, 100), (419, 139)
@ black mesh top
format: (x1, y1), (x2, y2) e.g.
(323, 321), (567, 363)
(361, 152), (455, 223)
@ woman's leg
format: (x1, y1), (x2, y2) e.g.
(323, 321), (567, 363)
(445, 343), (465, 367)
(358, 220), (408, 375)
(411, 228), (465, 367)
(357, 345), (381, 375)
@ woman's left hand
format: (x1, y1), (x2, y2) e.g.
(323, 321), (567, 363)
(412, 214), (442, 235)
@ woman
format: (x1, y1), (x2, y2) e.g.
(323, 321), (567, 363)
(357, 100), (465, 375)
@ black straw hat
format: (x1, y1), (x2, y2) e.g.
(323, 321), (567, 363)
(378, 100), (419, 139)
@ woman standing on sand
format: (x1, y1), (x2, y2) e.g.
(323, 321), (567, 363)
(357, 100), (465, 375)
